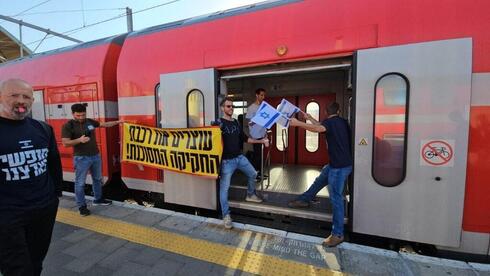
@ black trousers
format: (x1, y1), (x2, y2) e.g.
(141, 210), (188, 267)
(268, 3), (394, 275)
(0, 199), (59, 276)
(253, 143), (263, 174)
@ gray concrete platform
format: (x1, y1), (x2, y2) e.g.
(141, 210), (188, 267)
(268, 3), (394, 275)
(31, 194), (490, 275)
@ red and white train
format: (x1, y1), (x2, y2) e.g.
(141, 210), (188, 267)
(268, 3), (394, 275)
(1, 0), (489, 258)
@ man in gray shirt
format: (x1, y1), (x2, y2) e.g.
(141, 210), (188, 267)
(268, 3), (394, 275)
(245, 88), (267, 179)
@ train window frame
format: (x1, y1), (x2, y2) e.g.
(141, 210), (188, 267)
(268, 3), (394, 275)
(276, 123), (288, 151)
(371, 72), (410, 187)
(275, 100), (288, 151)
(155, 83), (162, 127)
(186, 89), (205, 128)
(305, 100), (320, 153)
(232, 100), (247, 120)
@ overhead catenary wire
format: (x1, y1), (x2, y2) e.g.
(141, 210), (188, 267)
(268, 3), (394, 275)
(13, 8), (127, 16)
(22, 0), (182, 47)
(11, 0), (52, 17)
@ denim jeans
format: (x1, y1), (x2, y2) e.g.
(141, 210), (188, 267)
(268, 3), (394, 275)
(74, 154), (103, 207)
(298, 164), (352, 236)
(219, 154), (258, 217)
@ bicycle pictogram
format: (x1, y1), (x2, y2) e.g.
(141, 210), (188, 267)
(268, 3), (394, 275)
(421, 140), (454, 166)
(424, 146), (450, 159)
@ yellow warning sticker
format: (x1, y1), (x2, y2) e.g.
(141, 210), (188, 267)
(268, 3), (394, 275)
(359, 138), (368, 146)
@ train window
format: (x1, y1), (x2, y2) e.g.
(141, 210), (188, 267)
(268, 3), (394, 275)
(155, 84), (162, 127)
(372, 73), (409, 187)
(305, 101), (320, 152)
(232, 100), (247, 120)
(275, 101), (288, 151)
(187, 89), (205, 127)
(276, 123), (288, 151)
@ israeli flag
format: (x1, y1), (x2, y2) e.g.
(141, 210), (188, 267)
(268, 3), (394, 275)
(277, 98), (300, 118)
(276, 114), (291, 128)
(275, 99), (300, 127)
(251, 101), (281, 129)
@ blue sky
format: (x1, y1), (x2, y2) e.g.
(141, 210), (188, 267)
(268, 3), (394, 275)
(0, 0), (264, 53)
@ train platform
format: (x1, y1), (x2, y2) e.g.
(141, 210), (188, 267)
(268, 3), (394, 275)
(32, 194), (490, 276)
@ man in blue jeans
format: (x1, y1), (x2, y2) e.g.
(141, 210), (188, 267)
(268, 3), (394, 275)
(288, 102), (352, 247)
(218, 97), (269, 229)
(61, 103), (122, 216)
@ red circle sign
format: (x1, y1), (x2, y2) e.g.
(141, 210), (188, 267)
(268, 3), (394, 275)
(421, 140), (453, 165)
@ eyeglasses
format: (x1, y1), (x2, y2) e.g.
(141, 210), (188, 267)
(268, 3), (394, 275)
(224, 105), (234, 108)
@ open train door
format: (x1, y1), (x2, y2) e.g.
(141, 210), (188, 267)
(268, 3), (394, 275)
(159, 68), (218, 209)
(353, 38), (472, 247)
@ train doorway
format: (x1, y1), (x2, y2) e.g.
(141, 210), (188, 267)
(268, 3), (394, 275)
(267, 94), (336, 167)
(220, 57), (352, 225)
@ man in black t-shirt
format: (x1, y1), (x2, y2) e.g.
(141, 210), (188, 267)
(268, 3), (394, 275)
(218, 97), (269, 229)
(61, 104), (122, 216)
(0, 79), (62, 276)
(288, 102), (352, 247)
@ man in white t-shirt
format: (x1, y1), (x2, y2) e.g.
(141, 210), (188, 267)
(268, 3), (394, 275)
(245, 88), (267, 179)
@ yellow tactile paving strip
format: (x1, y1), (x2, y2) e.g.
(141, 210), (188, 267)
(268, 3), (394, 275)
(56, 208), (345, 276)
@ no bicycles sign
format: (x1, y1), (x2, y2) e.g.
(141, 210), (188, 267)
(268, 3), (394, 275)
(420, 139), (455, 167)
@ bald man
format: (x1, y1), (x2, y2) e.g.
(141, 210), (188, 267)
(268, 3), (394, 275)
(0, 79), (62, 276)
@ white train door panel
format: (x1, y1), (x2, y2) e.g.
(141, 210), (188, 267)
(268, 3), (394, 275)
(160, 68), (218, 210)
(353, 38), (472, 247)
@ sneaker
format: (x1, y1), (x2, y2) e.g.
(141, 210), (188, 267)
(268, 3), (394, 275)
(93, 199), (112, 206)
(223, 214), (233, 229)
(322, 234), (344, 247)
(245, 194), (263, 203)
(79, 206), (91, 216)
(288, 200), (309, 208)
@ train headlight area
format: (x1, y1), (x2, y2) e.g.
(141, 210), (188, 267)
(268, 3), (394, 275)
(43, 194), (489, 275)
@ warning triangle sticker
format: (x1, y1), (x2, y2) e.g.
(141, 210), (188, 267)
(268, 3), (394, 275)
(359, 138), (368, 146)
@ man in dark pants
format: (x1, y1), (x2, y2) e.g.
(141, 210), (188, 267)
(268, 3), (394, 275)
(288, 102), (352, 247)
(0, 79), (63, 276)
(245, 88), (267, 180)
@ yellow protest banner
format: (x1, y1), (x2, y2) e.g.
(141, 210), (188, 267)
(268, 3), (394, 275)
(122, 123), (222, 178)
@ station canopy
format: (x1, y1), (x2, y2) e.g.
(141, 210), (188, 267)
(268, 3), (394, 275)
(0, 26), (31, 63)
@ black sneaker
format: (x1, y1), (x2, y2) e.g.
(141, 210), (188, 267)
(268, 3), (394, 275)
(93, 199), (112, 206)
(79, 206), (91, 216)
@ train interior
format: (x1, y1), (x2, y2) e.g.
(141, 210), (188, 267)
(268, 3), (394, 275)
(219, 57), (353, 228)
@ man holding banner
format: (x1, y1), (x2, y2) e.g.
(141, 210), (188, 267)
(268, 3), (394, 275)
(61, 104), (122, 216)
(218, 97), (268, 229)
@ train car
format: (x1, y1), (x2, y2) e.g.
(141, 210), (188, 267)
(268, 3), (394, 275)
(1, 0), (489, 258)
(0, 35), (126, 185)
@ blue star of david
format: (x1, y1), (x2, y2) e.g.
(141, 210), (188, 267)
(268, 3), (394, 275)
(260, 112), (270, 119)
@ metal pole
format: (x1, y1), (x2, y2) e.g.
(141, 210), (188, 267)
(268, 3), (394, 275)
(19, 24), (23, 57)
(260, 143), (264, 191)
(0, 15), (82, 43)
(126, 7), (133, 32)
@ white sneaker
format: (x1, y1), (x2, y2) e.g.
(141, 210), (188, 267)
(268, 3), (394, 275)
(246, 194), (263, 203)
(223, 214), (233, 229)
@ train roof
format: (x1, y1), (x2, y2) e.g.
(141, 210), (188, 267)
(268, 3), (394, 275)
(127, 0), (297, 38)
(0, 34), (126, 67)
(0, 0), (294, 67)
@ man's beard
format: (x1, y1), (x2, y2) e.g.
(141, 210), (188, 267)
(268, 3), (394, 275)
(0, 103), (31, 120)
